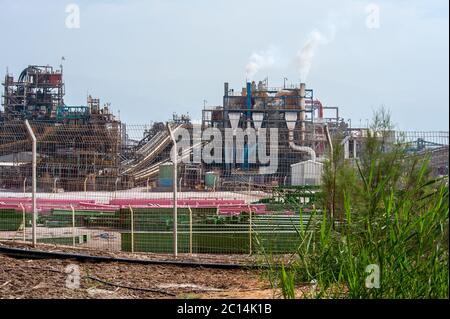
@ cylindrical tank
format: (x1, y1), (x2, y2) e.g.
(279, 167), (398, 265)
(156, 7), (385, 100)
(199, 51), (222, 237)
(205, 171), (219, 189)
(158, 163), (174, 187)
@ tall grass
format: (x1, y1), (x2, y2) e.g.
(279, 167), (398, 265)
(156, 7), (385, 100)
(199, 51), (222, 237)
(272, 108), (449, 299)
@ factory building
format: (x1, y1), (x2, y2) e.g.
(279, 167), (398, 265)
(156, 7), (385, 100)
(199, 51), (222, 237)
(0, 65), (122, 191)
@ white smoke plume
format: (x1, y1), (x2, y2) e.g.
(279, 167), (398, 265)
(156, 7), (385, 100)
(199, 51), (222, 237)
(245, 48), (276, 80)
(295, 26), (336, 81)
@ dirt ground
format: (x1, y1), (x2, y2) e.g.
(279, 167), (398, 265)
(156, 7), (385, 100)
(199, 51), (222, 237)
(0, 240), (313, 299)
(0, 240), (265, 265)
(0, 240), (291, 299)
(0, 253), (282, 299)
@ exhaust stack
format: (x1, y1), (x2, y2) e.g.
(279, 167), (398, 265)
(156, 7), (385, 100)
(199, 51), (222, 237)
(299, 83), (306, 142)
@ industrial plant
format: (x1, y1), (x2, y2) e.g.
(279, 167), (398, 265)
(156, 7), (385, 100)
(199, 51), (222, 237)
(1, 64), (448, 195)
(0, 65), (122, 191)
(0, 64), (352, 193)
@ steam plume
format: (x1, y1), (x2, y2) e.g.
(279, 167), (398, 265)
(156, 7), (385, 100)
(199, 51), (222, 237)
(245, 49), (275, 79)
(295, 26), (335, 81)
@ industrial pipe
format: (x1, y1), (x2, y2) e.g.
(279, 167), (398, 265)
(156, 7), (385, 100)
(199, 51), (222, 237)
(285, 112), (316, 162)
(324, 124), (333, 160)
(24, 120), (37, 247)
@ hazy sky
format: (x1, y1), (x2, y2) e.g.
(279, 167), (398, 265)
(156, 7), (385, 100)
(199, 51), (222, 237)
(0, 0), (448, 130)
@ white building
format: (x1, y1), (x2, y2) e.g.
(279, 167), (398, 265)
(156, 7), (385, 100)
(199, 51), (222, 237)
(290, 160), (324, 186)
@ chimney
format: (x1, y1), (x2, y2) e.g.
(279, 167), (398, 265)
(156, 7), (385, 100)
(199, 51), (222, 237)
(224, 82), (229, 97)
(299, 83), (306, 142)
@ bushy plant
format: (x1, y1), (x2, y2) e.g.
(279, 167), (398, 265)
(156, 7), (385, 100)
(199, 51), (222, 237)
(273, 108), (449, 298)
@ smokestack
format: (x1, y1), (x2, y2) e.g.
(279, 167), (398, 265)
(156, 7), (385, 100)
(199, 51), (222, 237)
(299, 83), (306, 142)
(224, 82), (229, 97)
(246, 82), (252, 119)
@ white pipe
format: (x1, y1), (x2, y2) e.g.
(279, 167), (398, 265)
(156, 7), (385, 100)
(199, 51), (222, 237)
(129, 205), (134, 253)
(188, 206), (193, 255)
(19, 203), (26, 242)
(70, 204), (75, 246)
(166, 122), (178, 258)
(53, 177), (59, 193)
(324, 124), (333, 159)
(285, 112), (316, 162)
(24, 120), (37, 247)
(248, 205), (252, 255)
(288, 131), (316, 162)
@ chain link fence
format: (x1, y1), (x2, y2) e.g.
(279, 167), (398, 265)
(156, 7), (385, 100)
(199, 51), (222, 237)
(0, 121), (448, 261)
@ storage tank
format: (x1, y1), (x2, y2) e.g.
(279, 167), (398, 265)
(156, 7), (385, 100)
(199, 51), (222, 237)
(291, 160), (323, 186)
(158, 163), (174, 187)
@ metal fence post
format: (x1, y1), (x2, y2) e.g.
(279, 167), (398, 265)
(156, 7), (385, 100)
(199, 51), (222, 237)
(324, 124), (335, 228)
(84, 177), (88, 198)
(188, 206), (193, 255)
(248, 205), (252, 255)
(114, 177), (120, 199)
(23, 177), (27, 194)
(24, 120), (37, 247)
(167, 123), (178, 257)
(19, 203), (26, 242)
(53, 177), (59, 193)
(129, 205), (134, 253)
(70, 204), (75, 246)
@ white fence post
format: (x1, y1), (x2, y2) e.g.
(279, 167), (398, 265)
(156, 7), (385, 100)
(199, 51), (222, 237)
(24, 120), (37, 247)
(248, 205), (252, 255)
(71, 204), (76, 246)
(129, 205), (135, 253)
(188, 206), (193, 255)
(19, 203), (26, 242)
(167, 123), (178, 257)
